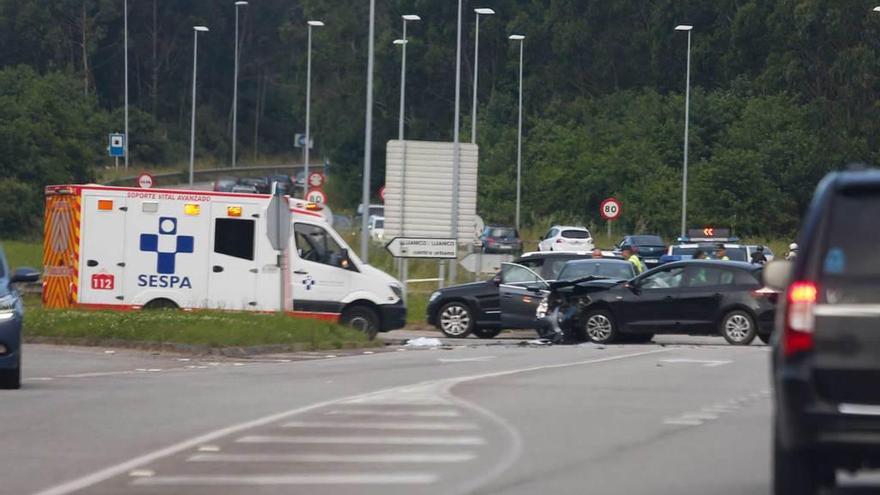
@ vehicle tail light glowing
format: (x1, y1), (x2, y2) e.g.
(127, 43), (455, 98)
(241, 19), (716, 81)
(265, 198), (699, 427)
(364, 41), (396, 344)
(97, 199), (113, 211)
(305, 202), (322, 211)
(784, 281), (817, 356)
(227, 205), (242, 217)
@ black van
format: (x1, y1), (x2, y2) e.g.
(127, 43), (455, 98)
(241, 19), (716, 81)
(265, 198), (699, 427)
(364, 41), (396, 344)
(766, 168), (880, 494)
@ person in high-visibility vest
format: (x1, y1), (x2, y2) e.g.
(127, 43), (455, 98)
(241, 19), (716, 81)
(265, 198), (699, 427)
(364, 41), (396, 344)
(621, 245), (646, 274)
(716, 243), (730, 261)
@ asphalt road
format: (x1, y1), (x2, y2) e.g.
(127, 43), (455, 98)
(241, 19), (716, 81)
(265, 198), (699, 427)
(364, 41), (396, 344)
(1, 336), (877, 495)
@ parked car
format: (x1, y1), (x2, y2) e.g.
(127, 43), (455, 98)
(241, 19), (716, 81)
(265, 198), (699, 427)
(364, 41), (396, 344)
(765, 168), (880, 495)
(616, 235), (666, 268)
(232, 177), (268, 194)
(538, 225), (594, 252)
(544, 260), (777, 345)
(266, 174), (294, 195)
(479, 225), (523, 254)
(426, 251), (597, 338)
(369, 216), (385, 242)
(0, 246), (40, 389)
(555, 258), (637, 282)
(660, 242), (749, 264)
(213, 176), (238, 192)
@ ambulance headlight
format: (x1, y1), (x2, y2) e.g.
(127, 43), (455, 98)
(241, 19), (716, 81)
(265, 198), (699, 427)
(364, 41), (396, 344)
(0, 294), (17, 321)
(389, 284), (403, 301)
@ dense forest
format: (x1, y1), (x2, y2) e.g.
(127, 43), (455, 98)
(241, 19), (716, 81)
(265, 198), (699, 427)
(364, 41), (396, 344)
(0, 0), (877, 238)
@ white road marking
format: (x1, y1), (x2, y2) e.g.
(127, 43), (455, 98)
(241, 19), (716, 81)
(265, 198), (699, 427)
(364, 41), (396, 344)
(236, 435), (486, 446)
(663, 418), (703, 426)
(680, 412), (719, 421)
(128, 470), (154, 477)
(659, 358), (732, 367)
(131, 473), (439, 486)
(281, 420), (478, 430)
(197, 445), (220, 452)
(326, 408), (462, 418)
(438, 356), (497, 363)
(187, 452), (477, 463)
(33, 349), (666, 495)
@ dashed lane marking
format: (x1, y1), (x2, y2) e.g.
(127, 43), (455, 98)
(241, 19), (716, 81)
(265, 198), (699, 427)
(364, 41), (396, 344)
(325, 408), (462, 418)
(187, 453), (477, 464)
(281, 420), (479, 430)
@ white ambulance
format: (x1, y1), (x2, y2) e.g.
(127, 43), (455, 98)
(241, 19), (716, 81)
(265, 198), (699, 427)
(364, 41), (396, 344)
(42, 185), (406, 335)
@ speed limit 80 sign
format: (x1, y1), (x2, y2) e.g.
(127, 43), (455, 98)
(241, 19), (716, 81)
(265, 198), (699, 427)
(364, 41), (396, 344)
(600, 197), (621, 221)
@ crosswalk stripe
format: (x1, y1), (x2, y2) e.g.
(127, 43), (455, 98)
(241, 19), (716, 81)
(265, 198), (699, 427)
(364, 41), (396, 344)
(131, 473), (438, 486)
(325, 409), (461, 418)
(187, 453), (477, 463)
(281, 420), (478, 431)
(236, 435), (486, 446)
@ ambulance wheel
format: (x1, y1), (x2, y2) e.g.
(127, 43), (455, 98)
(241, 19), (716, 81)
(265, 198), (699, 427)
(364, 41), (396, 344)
(341, 306), (379, 340)
(143, 298), (179, 310)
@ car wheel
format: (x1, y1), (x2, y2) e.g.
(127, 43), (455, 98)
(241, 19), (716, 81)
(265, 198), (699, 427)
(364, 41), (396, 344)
(471, 328), (501, 339)
(720, 310), (757, 345)
(773, 427), (821, 495)
(583, 309), (618, 344)
(438, 302), (473, 338)
(340, 306), (379, 340)
(0, 367), (21, 390)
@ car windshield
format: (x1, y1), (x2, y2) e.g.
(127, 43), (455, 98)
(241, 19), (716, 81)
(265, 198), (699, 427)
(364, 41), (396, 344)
(488, 227), (517, 238)
(561, 229), (589, 239)
(672, 246), (748, 261)
(631, 235), (664, 246)
(557, 261), (635, 281)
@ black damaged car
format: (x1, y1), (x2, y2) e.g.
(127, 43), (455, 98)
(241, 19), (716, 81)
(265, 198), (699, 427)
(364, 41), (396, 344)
(543, 260), (778, 345)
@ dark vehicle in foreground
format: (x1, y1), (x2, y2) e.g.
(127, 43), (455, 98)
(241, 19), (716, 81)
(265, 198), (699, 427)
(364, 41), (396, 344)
(544, 260), (777, 345)
(766, 169), (880, 495)
(0, 246), (40, 389)
(616, 235), (666, 267)
(427, 251), (601, 338)
(479, 225), (523, 254)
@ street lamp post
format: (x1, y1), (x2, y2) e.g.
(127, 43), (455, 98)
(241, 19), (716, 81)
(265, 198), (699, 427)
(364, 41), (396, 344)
(509, 34), (525, 231)
(675, 24), (693, 237)
(232, 1), (247, 168)
(395, 14), (420, 299)
(360, 0), (376, 261)
(305, 20), (324, 189)
(449, 0), (464, 284)
(189, 26), (209, 186)
(471, 8), (495, 144)
(124, 0), (128, 169)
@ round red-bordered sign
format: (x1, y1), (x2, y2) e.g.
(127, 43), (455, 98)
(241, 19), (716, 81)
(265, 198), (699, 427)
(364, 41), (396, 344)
(600, 197), (621, 221)
(137, 172), (155, 189)
(379, 186), (386, 202)
(308, 172), (325, 189)
(306, 188), (327, 205)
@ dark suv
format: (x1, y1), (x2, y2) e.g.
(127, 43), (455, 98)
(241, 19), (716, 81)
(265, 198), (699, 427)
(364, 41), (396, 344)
(0, 246), (40, 389)
(766, 169), (880, 494)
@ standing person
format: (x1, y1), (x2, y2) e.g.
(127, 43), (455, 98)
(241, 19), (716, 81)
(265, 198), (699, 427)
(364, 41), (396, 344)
(591, 248), (604, 258)
(750, 245), (768, 265)
(786, 243), (798, 261)
(716, 243), (730, 261)
(621, 245), (646, 274)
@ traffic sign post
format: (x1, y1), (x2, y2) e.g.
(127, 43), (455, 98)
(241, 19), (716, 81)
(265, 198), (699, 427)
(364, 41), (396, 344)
(293, 133), (314, 149)
(601, 197), (622, 239)
(136, 172), (155, 189)
(267, 191), (292, 313)
(306, 189), (327, 206)
(308, 172), (325, 189)
(109, 133), (125, 171)
(385, 237), (457, 259)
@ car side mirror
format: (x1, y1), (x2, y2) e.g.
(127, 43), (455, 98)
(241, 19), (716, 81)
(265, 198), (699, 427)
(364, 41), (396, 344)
(625, 280), (640, 292)
(10, 267), (40, 285)
(763, 260), (792, 291)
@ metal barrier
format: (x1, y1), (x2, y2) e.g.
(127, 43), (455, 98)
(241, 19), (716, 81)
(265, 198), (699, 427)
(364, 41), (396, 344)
(103, 164), (324, 187)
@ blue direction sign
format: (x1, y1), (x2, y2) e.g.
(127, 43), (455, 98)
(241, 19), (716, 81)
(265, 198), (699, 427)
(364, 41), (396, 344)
(108, 133), (125, 157)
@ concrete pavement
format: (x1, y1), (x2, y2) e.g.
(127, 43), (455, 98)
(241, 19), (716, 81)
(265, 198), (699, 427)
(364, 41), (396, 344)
(0, 339), (874, 494)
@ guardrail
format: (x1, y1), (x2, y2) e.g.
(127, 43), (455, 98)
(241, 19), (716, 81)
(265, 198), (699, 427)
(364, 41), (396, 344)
(103, 164), (325, 187)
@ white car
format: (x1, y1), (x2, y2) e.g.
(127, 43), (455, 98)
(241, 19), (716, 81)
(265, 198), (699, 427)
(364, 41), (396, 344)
(538, 225), (595, 252)
(369, 215), (385, 242)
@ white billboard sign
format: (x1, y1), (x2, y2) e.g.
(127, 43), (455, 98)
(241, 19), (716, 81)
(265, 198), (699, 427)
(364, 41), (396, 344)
(384, 140), (478, 245)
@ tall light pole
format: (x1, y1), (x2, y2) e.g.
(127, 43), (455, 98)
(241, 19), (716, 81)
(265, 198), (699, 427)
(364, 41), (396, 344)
(305, 20), (324, 188)
(395, 14), (420, 299)
(360, 0), (376, 261)
(449, 0), (464, 284)
(124, 0), (128, 169)
(675, 24), (693, 237)
(471, 8), (495, 144)
(232, 1), (247, 168)
(509, 34), (525, 231)
(189, 26), (209, 185)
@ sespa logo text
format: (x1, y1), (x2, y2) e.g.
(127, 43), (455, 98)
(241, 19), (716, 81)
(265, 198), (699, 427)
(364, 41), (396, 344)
(138, 217), (194, 289)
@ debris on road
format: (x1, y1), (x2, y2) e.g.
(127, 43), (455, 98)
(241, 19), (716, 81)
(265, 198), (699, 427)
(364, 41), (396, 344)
(405, 337), (444, 347)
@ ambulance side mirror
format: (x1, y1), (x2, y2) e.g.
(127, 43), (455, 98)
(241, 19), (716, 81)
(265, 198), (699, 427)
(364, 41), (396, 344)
(339, 249), (352, 269)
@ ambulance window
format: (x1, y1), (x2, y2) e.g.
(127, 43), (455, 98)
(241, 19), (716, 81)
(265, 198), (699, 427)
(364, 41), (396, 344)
(294, 223), (346, 267)
(214, 218), (255, 260)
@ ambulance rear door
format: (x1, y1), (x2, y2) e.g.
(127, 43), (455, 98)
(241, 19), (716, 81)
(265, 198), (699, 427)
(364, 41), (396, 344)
(80, 191), (127, 306)
(208, 201), (262, 310)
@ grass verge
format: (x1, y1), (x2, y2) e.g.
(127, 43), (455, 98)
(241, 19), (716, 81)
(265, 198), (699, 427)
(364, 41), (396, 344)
(24, 304), (380, 351)
(2, 239), (42, 270)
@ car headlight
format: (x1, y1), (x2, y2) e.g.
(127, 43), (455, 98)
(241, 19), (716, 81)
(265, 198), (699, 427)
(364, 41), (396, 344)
(536, 298), (549, 319)
(429, 291), (441, 303)
(0, 294), (17, 321)
(389, 284), (403, 301)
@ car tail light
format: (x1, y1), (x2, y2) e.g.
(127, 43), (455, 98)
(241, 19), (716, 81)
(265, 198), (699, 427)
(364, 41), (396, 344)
(783, 281), (817, 356)
(487, 238), (495, 245)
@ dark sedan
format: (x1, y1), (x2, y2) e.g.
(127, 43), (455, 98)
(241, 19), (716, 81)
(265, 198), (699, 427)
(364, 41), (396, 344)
(0, 246), (40, 389)
(426, 251), (598, 338)
(616, 234), (666, 267)
(479, 225), (523, 254)
(545, 260), (778, 345)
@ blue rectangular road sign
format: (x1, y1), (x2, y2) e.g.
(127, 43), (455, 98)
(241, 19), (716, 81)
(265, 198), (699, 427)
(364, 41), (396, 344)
(109, 133), (125, 157)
